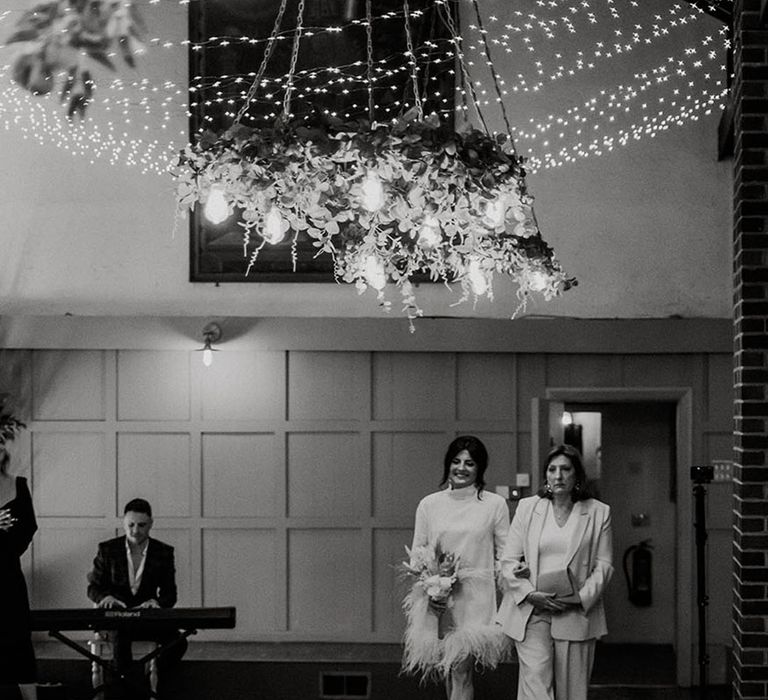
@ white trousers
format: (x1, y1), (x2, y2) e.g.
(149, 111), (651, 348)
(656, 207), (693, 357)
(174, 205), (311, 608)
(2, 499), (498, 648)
(514, 613), (595, 700)
(445, 658), (474, 700)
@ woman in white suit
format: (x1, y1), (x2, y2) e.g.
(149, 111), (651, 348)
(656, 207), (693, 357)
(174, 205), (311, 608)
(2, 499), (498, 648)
(496, 444), (613, 700)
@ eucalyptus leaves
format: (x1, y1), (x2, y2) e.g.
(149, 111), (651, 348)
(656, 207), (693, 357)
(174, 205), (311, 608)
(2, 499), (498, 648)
(173, 112), (575, 320)
(7, 0), (146, 119)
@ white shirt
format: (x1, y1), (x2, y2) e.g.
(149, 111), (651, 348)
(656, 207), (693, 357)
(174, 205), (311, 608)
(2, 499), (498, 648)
(126, 539), (149, 595)
(538, 500), (578, 575)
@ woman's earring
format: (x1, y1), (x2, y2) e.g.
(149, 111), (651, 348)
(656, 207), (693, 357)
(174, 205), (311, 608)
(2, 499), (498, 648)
(545, 483), (553, 495)
(574, 482), (582, 493)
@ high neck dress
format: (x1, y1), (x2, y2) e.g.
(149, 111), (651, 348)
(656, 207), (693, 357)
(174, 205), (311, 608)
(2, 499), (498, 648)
(0, 475), (38, 683)
(403, 485), (510, 679)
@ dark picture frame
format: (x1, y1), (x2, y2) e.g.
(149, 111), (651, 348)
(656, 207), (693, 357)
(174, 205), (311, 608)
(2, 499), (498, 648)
(188, 0), (457, 282)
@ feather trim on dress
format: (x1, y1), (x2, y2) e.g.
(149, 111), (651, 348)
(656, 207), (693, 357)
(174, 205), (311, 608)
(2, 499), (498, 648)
(401, 569), (510, 681)
(440, 621), (510, 675)
(402, 588), (443, 681)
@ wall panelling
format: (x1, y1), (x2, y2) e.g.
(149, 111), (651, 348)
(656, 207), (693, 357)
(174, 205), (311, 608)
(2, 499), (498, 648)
(0, 345), (734, 672)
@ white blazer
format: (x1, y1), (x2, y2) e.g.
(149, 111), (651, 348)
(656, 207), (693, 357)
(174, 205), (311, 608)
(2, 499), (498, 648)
(496, 496), (614, 642)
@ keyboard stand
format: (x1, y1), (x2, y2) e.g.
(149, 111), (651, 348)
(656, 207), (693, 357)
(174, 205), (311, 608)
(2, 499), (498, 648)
(46, 628), (197, 699)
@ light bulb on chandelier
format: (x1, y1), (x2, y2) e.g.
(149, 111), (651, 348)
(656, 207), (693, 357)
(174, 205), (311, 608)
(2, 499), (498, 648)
(171, 0), (577, 328)
(528, 270), (550, 292)
(203, 186), (231, 224)
(467, 258), (488, 296)
(485, 197), (508, 229)
(417, 217), (442, 249)
(363, 255), (387, 291)
(361, 171), (385, 212)
(263, 207), (287, 244)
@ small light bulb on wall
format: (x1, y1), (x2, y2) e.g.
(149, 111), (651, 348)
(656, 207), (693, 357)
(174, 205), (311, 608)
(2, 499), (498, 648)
(199, 322), (222, 367)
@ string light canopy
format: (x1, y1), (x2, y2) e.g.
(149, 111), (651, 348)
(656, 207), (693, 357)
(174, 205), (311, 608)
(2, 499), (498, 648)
(173, 0), (576, 324)
(0, 3), (729, 177)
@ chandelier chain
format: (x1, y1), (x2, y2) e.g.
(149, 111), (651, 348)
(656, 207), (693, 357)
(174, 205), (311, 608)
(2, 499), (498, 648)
(233, 0), (289, 125)
(416, 12), (436, 111)
(366, 0), (374, 121)
(402, 0), (424, 122)
(283, 0), (306, 118)
(469, 0), (515, 152)
(434, 0), (489, 135)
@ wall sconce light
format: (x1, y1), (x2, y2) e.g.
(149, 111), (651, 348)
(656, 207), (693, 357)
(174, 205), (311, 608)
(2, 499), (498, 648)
(199, 322), (222, 367)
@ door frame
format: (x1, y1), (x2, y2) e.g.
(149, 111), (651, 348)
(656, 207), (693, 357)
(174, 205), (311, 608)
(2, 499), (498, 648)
(534, 386), (694, 687)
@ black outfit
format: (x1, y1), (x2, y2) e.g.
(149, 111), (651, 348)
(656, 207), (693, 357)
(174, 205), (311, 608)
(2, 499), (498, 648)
(87, 536), (186, 669)
(0, 476), (38, 684)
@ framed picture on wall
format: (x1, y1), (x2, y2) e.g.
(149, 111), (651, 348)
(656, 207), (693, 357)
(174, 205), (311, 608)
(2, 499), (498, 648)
(188, 0), (457, 282)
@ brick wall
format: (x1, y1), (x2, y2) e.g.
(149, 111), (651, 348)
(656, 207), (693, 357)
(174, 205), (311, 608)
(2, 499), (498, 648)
(732, 1), (768, 698)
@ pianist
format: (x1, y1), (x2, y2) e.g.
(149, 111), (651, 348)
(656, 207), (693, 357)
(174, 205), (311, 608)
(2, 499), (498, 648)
(86, 498), (187, 670)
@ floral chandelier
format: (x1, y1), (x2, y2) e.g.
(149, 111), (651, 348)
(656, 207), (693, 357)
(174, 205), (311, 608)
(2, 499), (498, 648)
(172, 0), (576, 324)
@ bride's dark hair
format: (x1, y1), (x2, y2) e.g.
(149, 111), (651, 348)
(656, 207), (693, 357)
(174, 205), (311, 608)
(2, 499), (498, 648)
(440, 435), (488, 497)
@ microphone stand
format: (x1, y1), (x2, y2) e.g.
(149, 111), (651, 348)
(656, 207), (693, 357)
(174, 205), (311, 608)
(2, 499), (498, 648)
(691, 465), (713, 700)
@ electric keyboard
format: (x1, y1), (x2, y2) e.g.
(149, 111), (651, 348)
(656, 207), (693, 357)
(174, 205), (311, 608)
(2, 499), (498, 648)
(31, 606), (236, 632)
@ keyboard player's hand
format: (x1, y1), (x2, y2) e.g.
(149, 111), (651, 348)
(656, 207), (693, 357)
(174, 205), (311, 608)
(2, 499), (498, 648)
(97, 595), (127, 609)
(137, 599), (160, 609)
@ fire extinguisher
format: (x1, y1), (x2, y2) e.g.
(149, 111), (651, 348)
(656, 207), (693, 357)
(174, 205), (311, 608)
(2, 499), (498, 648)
(623, 539), (653, 607)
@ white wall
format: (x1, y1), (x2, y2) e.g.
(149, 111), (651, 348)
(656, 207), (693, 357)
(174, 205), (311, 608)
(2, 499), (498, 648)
(0, 1), (731, 320)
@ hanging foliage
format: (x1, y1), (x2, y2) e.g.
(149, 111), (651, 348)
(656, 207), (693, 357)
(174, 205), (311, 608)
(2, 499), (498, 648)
(6, 0), (146, 119)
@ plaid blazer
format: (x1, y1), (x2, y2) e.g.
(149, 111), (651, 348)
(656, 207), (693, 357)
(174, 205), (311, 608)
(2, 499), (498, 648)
(87, 536), (178, 609)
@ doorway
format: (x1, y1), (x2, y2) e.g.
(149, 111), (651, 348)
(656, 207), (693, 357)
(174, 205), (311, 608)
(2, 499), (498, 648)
(532, 388), (694, 685)
(566, 402), (677, 646)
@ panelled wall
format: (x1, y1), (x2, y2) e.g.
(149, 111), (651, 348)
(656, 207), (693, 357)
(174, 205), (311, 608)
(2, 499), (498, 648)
(0, 345), (734, 672)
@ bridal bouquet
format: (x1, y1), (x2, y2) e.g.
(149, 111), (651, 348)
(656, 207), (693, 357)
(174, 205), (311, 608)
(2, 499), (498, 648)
(401, 542), (508, 679)
(401, 543), (460, 612)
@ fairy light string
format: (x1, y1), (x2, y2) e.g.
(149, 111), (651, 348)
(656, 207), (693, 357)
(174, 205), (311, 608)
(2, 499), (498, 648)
(468, 0), (515, 145)
(366, 0), (374, 121)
